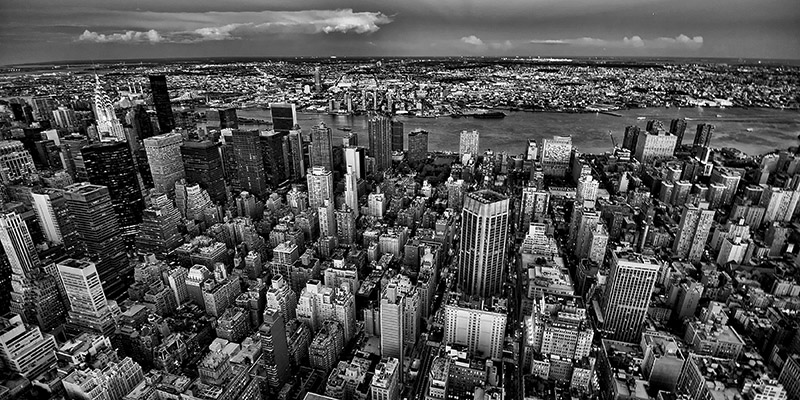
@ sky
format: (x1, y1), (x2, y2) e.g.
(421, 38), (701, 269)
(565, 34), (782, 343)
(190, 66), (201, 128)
(1, 0), (798, 65)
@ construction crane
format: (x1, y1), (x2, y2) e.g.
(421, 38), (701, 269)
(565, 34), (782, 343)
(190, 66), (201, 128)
(608, 130), (618, 149)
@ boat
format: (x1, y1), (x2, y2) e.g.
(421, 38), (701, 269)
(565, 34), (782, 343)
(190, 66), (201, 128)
(472, 111), (506, 119)
(746, 128), (754, 132)
(637, 116), (646, 120)
(338, 127), (352, 132)
(716, 114), (723, 118)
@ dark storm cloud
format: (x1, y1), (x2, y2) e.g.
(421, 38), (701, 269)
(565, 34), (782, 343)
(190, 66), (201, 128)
(0, 0), (797, 64)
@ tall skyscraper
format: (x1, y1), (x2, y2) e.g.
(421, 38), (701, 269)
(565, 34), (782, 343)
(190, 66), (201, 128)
(541, 136), (572, 177)
(260, 308), (291, 391)
(0, 212), (40, 276)
(693, 124), (714, 148)
(601, 250), (660, 342)
(391, 120), (404, 152)
(307, 167), (334, 210)
(2, 212), (66, 332)
(344, 146), (366, 180)
(672, 204), (715, 262)
(31, 190), (79, 252)
(458, 190), (509, 297)
(459, 130), (479, 157)
(92, 75), (125, 141)
(380, 281), (406, 375)
(64, 183), (130, 299)
(269, 103), (297, 133)
(368, 116), (392, 172)
(82, 141), (145, 237)
(669, 118), (688, 150)
(407, 129), (428, 163)
(335, 204), (357, 245)
(135, 192), (182, 258)
(261, 130), (289, 188)
(144, 132), (185, 196)
(57, 258), (117, 336)
(180, 140), (227, 203)
(311, 122), (334, 172)
(286, 127), (306, 180)
(344, 166), (359, 219)
(232, 130), (267, 197)
(149, 75), (175, 133)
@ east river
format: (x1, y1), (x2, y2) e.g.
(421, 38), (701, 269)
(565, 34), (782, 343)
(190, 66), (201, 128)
(227, 107), (800, 157)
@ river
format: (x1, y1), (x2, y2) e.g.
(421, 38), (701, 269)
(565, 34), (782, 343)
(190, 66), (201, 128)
(227, 107), (800, 157)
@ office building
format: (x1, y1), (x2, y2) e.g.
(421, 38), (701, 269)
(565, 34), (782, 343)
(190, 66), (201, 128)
(261, 129), (289, 188)
(369, 116), (392, 172)
(149, 75), (175, 133)
(458, 190), (509, 297)
(231, 130), (267, 197)
(62, 356), (144, 400)
(444, 295), (508, 360)
(206, 107), (238, 129)
(64, 183), (130, 299)
(266, 274), (297, 324)
(260, 309), (291, 390)
(344, 167), (359, 218)
(82, 141), (145, 236)
(311, 122), (334, 171)
(344, 146), (366, 180)
(391, 119), (404, 152)
(57, 258), (117, 336)
(541, 136), (572, 177)
(270, 103), (297, 133)
(459, 129), (480, 159)
(407, 129), (428, 163)
(309, 320), (345, 372)
(672, 204), (715, 262)
(135, 192), (182, 258)
(180, 140), (227, 203)
(144, 132), (185, 196)
(297, 280), (357, 343)
(633, 130), (677, 162)
(307, 166), (334, 210)
(286, 127), (306, 180)
(601, 250), (660, 343)
(670, 118), (688, 150)
(0, 140), (37, 184)
(335, 204), (357, 245)
(779, 355), (800, 400)
(0, 313), (58, 379)
(31, 190), (79, 251)
(0, 212), (40, 276)
(693, 124), (714, 148)
(709, 167), (741, 207)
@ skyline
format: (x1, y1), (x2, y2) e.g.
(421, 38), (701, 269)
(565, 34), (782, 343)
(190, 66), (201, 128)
(1, 0), (799, 65)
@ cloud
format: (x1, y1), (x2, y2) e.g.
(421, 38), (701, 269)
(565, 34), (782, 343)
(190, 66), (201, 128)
(530, 34), (703, 49)
(78, 29), (162, 43)
(77, 9), (393, 43)
(460, 35), (484, 46)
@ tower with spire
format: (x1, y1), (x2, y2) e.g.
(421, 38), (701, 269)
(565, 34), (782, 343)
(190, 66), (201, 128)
(93, 75), (126, 142)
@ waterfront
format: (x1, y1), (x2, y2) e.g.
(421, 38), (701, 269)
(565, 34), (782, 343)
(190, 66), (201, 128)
(230, 107), (800, 157)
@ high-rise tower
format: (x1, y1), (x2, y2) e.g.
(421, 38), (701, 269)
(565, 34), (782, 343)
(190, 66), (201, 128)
(180, 140), (227, 203)
(148, 75), (175, 133)
(92, 75), (125, 141)
(601, 250), (660, 343)
(672, 204), (715, 262)
(368, 116), (392, 172)
(144, 132), (185, 196)
(458, 190), (509, 297)
(311, 122), (334, 172)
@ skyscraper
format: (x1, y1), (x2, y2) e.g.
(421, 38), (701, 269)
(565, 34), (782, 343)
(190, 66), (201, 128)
(311, 122), (334, 171)
(92, 75), (125, 141)
(31, 190), (79, 253)
(269, 103), (297, 133)
(286, 127), (306, 180)
(0, 212), (40, 276)
(407, 129), (428, 163)
(0, 140), (37, 184)
(541, 136), (572, 177)
(459, 130), (479, 157)
(633, 130), (678, 162)
(391, 120), (404, 152)
(149, 75), (175, 133)
(260, 308), (291, 391)
(368, 116), (392, 172)
(601, 250), (660, 342)
(232, 130), (267, 197)
(180, 140), (227, 203)
(444, 295), (507, 360)
(672, 204), (715, 262)
(458, 190), (509, 297)
(57, 258), (117, 336)
(693, 124), (714, 148)
(344, 146), (366, 180)
(64, 183), (130, 299)
(135, 192), (183, 258)
(82, 141), (145, 237)
(344, 166), (359, 219)
(144, 132), (185, 196)
(307, 166), (334, 210)
(261, 130), (289, 188)
(669, 118), (688, 150)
